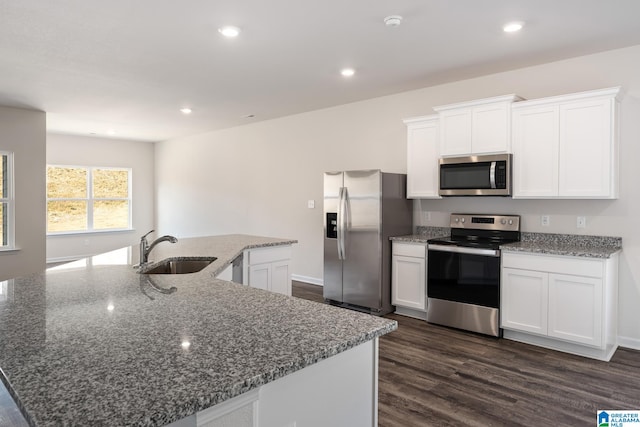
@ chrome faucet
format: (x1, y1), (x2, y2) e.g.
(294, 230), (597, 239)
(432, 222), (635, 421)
(138, 230), (178, 266)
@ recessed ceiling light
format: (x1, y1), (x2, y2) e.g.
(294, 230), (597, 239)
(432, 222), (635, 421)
(180, 107), (192, 114)
(503, 21), (524, 33)
(341, 68), (355, 77)
(384, 15), (403, 27)
(107, 129), (116, 136)
(218, 26), (241, 38)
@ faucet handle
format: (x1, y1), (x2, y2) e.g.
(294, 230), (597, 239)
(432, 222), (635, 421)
(141, 230), (155, 241)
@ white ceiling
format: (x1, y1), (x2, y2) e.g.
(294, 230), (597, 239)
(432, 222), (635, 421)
(1, 0), (640, 142)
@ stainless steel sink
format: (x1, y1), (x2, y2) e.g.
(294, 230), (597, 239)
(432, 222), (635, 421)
(140, 257), (217, 274)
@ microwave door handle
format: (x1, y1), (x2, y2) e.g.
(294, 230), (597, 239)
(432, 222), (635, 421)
(490, 161), (497, 189)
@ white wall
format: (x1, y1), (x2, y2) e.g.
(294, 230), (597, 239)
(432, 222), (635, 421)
(0, 106), (46, 280)
(46, 133), (155, 262)
(155, 44), (640, 345)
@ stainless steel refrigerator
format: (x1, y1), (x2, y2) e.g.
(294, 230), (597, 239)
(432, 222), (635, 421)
(323, 170), (412, 315)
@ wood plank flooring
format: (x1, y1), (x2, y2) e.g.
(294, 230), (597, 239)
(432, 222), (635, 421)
(293, 281), (640, 427)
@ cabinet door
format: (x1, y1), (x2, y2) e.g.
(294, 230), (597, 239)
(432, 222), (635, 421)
(472, 103), (511, 154)
(512, 105), (560, 198)
(392, 255), (426, 310)
(548, 273), (603, 347)
(270, 260), (291, 296)
(559, 98), (614, 198)
(439, 109), (472, 156)
(249, 263), (271, 291)
(501, 268), (548, 335)
(406, 118), (440, 199)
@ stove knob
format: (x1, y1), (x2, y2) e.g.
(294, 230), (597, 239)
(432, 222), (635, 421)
(508, 219), (514, 225)
(461, 218), (465, 223)
(501, 219), (507, 225)
(454, 217), (459, 223)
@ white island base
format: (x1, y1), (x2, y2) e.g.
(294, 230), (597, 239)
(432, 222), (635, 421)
(169, 339), (379, 427)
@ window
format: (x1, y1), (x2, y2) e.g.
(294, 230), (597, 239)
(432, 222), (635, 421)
(46, 166), (132, 233)
(0, 152), (14, 248)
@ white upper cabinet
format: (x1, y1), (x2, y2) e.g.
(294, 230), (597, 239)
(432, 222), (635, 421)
(403, 115), (440, 199)
(512, 87), (621, 199)
(512, 105), (560, 197)
(434, 94), (523, 156)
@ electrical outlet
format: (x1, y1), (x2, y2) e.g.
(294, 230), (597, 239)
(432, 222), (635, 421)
(577, 216), (587, 228)
(307, 200), (315, 209)
(541, 215), (550, 226)
(422, 211), (431, 223)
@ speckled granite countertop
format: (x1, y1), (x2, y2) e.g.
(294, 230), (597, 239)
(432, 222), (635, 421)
(390, 226), (450, 243)
(0, 234), (397, 426)
(501, 232), (622, 259)
(391, 227), (621, 259)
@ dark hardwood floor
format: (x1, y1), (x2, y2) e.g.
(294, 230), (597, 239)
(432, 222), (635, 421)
(292, 281), (640, 427)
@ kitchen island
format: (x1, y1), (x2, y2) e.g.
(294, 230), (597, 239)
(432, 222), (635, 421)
(0, 234), (397, 426)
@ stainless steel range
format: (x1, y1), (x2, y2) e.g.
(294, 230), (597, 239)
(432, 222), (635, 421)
(426, 213), (520, 337)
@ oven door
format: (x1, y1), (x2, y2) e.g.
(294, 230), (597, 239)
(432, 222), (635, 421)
(427, 244), (501, 308)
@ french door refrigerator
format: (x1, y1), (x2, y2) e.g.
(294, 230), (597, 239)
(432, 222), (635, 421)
(323, 170), (412, 315)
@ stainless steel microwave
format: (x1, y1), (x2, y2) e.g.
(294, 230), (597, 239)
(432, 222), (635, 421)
(439, 154), (512, 196)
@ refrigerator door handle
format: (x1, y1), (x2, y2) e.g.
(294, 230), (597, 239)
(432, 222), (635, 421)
(341, 187), (349, 260)
(337, 187), (345, 260)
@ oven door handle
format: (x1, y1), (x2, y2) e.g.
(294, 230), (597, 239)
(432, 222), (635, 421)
(427, 244), (500, 257)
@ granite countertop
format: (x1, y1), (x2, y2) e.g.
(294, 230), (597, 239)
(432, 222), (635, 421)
(0, 234), (397, 426)
(390, 226), (450, 244)
(391, 227), (621, 259)
(500, 232), (622, 259)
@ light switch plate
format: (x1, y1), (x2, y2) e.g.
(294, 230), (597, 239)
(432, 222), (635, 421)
(307, 200), (315, 209)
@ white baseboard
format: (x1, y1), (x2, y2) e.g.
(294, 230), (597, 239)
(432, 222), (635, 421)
(618, 336), (640, 351)
(291, 274), (323, 286)
(46, 255), (84, 264)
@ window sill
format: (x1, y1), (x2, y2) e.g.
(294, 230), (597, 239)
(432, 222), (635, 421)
(46, 229), (136, 237)
(0, 248), (20, 254)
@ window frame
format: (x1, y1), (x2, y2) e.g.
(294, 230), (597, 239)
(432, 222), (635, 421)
(46, 165), (133, 235)
(0, 151), (15, 250)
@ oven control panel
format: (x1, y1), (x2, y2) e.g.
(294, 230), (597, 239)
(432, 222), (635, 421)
(449, 214), (520, 231)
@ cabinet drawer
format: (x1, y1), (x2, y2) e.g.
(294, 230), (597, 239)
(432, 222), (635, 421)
(393, 242), (426, 258)
(248, 246), (291, 265)
(502, 252), (603, 278)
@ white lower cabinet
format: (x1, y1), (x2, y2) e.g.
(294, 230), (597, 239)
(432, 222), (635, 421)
(501, 251), (618, 361)
(391, 242), (427, 319)
(501, 268), (548, 335)
(244, 245), (292, 296)
(173, 340), (379, 427)
(547, 273), (603, 346)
